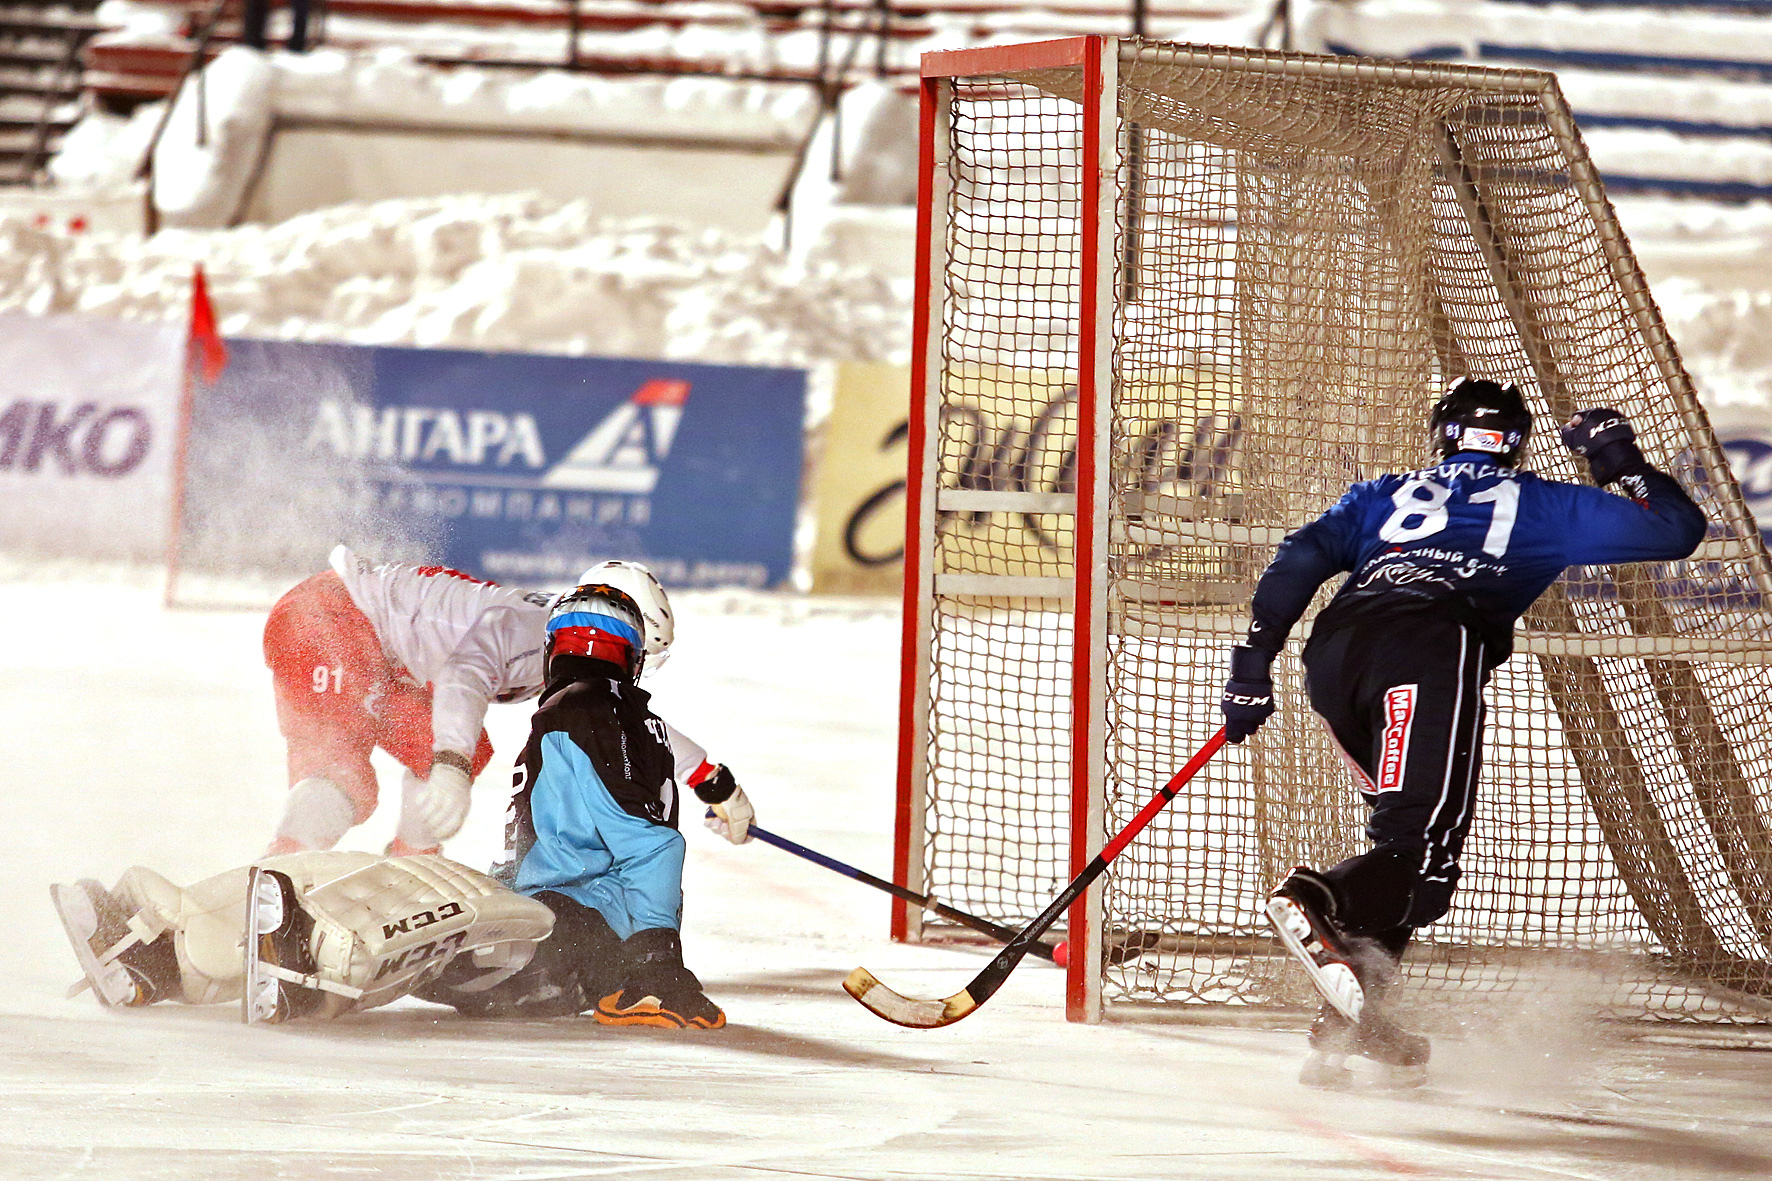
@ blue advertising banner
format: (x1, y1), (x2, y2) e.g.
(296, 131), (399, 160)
(183, 338), (805, 588)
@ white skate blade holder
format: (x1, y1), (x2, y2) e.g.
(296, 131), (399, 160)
(50, 882), (145, 1008)
(1265, 896), (1365, 1023)
(243, 867), (362, 1025)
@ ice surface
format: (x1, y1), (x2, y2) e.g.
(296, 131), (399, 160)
(3, 566), (1771, 1178)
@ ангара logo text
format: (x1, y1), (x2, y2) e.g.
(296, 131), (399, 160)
(305, 403), (547, 468)
(303, 378), (690, 493)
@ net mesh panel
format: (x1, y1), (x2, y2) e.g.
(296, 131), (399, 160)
(924, 79), (1082, 922)
(919, 42), (1772, 1021)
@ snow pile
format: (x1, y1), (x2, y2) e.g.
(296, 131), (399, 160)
(274, 46), (817, 143)
(51, 46), (821, 229)
(151, 49), (277, 227)
(0, 194), (911, 367)
(1657, 281), (1772, 406)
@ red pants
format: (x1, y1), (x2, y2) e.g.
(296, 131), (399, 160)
(263, 571), (493, 822)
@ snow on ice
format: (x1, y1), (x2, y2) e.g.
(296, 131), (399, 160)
(2, 571), (1770, 1178)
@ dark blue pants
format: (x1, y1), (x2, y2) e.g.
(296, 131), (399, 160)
(1302, 614), (1489, 932)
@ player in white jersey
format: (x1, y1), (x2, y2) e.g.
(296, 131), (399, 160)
(261, 545), (550, 856)
(53, 561), (755, 1025)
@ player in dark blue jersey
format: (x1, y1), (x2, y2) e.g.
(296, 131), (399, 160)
(1220, 378), (1706, 1087)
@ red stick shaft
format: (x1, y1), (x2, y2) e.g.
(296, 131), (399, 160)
(1099, 727), (1228, 863)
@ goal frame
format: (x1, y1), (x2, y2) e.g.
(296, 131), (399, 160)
(895, 36), (1772, 1024)
(896, 37), (1119, 1023)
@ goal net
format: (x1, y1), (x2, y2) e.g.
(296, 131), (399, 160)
(897, 37), (1772, 1023)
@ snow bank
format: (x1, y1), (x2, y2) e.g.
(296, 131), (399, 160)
(0, 193), (911, 367)
(151, 48), (276, 228)
(55, 46), (821, 229)
(272, 47), (817, 144)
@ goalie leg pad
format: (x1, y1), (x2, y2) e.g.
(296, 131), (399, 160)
(243, 851), (556, 1021)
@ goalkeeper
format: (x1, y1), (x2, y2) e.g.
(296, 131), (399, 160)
(51, 852), (556, 1021)
(1220, 379), (1705, 1087)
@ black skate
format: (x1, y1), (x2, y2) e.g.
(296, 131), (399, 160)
(1299, 1003), (1431, 1091)
(242, 867), (346, 1024)
(51, 880), (156, 1007)
(594, 928), (726, 1029)
(1265, 867), (1365, 1023)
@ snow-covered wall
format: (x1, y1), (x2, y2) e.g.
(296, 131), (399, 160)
(58, 46), (821, 232)
(0, 194), (910, 368)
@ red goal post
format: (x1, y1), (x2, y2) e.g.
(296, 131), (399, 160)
(896, 37), (1121, 1023)
(896, 36), (1772, 1025)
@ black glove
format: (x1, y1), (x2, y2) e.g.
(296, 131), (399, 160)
(1559, 407), (1647, 486)
(1220, 645), (1276, 744)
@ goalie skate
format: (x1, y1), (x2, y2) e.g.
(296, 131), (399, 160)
(243, 867), (360, 1024)
(1265, 869), (1364, 1024)
(50, 880), (144, 1007)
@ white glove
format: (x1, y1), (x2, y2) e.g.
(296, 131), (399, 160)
(412, 760), (473, 842)
(703, 784), (755, 845)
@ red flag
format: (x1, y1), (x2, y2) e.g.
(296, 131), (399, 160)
(188, 264), (228, 384)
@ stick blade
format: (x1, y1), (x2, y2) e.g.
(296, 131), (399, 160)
(843, 966), (978, 1029)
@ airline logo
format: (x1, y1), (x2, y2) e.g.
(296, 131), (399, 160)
(1375, 684), (1417, 793)
(543, 379), (692, 495)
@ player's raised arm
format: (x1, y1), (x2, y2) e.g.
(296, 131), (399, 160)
(1555, 408), (1708, 566)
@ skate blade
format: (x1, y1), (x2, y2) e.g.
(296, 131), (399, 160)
(242, 867), (287, 1025)
(1300, 1052), (1427, 1092)
(1264, 896), (1364, 1023)
(1299, 1051), (1352, 1090)
(1346, 1056), (1428, 1091)
(49, 883), (136, 1008)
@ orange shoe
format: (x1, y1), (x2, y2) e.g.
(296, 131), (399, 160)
(594, 987), (726, 1029)
(592, 927), (726, 1029)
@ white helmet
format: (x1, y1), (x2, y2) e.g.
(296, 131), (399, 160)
(575, 560), (673, 673)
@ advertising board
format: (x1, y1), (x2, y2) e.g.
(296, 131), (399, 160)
(0, 314), (183, 561)
(179, 339), (806, 588)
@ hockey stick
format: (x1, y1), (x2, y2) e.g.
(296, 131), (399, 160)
(844, 726), (1229, 1028)
(733, 816), (1057, 963)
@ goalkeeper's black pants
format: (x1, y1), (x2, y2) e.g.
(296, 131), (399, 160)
(1301, 614), (1490, 935)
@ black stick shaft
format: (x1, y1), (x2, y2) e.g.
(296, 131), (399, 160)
(743, 820), (1058, 963)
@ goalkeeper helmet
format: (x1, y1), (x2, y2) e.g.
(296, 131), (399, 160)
(574, 560), (674, 673)
(1430, 377), (1532, 466)
(546, 583), (648, 679)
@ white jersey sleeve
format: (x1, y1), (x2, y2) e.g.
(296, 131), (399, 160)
(663, 720), (719, 792)
(331, 545), (549, 761)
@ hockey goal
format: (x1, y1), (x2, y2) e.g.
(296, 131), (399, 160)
(895, 36), (1772, 1024)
